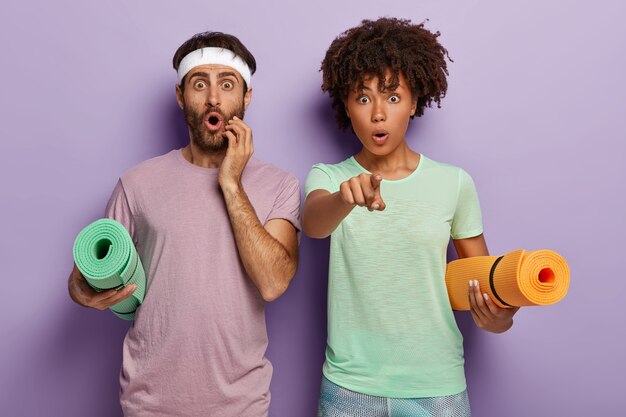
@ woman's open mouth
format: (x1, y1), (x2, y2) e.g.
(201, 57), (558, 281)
(372, 131), (389, 145)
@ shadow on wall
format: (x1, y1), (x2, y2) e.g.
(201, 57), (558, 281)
(312, 95), (362, 159)
(266, 236), (330, 416)
(50, 302), (129, 416)
(157, 94), (189, 154)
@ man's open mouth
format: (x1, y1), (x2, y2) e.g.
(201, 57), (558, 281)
(204, 112), (224, 131)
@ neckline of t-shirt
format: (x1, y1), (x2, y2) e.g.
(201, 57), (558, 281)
(174, 148), (220, 176)
(349, 154), (426, 184)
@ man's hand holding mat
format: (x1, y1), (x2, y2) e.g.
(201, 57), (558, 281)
(71, 218), (146, 320)
(68, 264), (137, 311)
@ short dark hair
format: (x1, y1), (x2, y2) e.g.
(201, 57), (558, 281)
(321, 17), (451, 130)
(173, 31), (257, 92)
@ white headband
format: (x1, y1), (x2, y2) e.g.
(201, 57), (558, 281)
(177, 47), (252, 86)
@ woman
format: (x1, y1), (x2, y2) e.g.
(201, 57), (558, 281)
(302, 18), (518, 417)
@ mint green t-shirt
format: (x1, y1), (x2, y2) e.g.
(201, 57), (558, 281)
(305, 155), (483, 398)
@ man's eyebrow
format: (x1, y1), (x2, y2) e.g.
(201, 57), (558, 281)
(218, 71), (239, 80)
(187, 71), (240, 83)
(188, 72), (210, 81)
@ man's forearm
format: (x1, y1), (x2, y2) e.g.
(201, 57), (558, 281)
(221, 183), (297, 301)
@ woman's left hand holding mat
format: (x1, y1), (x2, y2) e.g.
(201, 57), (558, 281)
(468, 279), (519, 333)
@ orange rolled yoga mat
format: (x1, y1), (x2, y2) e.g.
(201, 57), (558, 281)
(445, 249), (570, 310)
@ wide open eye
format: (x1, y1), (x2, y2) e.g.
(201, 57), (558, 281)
(194, 80), (207, 89)
(222, 81), (234, 90)
(358, 96), (370, 104)
(389, 94), (400, 103)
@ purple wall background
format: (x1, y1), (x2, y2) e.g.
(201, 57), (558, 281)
(1, 0), (624, 415)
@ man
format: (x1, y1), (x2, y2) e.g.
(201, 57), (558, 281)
(68, 31), (300, 416)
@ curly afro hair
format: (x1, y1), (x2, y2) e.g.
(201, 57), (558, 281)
(321, 17), (451, 130)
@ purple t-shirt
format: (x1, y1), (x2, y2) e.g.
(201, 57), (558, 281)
(105, 149), (301, 416)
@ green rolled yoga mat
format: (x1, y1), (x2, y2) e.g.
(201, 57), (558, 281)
(73, 218), (146, 320)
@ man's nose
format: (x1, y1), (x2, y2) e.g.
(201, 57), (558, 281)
(206, 87), (221, 107)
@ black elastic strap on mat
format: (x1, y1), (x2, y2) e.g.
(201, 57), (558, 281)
(489, 256), (512, 307)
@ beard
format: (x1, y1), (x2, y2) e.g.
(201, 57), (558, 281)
(183, 101), (245, 153)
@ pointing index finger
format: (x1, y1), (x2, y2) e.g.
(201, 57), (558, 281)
(370, 174), (382, 190)
(369, 174), (386, 211)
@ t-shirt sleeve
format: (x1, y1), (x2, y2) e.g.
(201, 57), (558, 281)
(304, 164), (335, 197)
(451, 169), (483, 240)
(104, 179), (138, 246)
(266, 174), (301, 232)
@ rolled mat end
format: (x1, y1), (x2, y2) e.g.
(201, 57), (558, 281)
(445, 249), (570, 310)
(73, 218), (146, 320)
